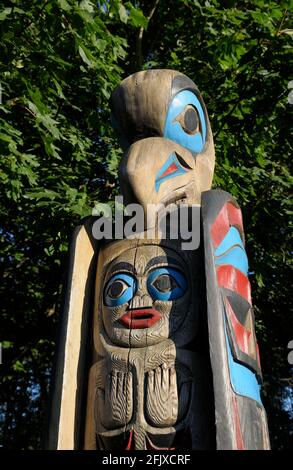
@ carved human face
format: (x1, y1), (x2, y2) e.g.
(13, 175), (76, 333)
(100, 244), (198, 348)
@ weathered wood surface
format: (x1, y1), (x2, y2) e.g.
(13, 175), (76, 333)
(47, 220), (98, 449)
(202, 189), (270, 449)
(114, 69), (215, 231)
(119, 137), (214, 229)
(48, 69), (270, 450)
(84, 238), (214, 450)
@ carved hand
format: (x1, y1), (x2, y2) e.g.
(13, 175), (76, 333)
(96, 370), (133, 430)
(145, 364), (179, 427)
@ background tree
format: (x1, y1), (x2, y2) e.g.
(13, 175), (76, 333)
(0, 0), (292, 449)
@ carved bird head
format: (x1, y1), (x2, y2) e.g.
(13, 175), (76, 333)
(110, 70), (215, 227)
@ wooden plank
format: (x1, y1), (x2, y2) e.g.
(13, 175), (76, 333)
(47, 219), (98, 449)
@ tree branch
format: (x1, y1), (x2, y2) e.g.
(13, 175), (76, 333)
(275, 9), (288, 36)
(136, 0), (160, 71)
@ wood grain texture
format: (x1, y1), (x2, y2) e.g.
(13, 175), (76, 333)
(84, 238), (214, 450)
(50, 70), (269, 451)
(96, 369), (133, 429)
(119, 137), (214, 230)
(201, 189), (270, 449)
(112, 70), (215, 230)
(47, 219), (98, 449)
(145, 364), (192, 428)
(111, 70), (178, 147)
(110, 69), (214, 158)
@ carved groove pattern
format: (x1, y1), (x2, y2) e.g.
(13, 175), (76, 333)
(145, 365), (178, 427)
(95, 371), (133, 430)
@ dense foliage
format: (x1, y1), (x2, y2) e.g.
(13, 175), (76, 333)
(0, 0), (292, 449)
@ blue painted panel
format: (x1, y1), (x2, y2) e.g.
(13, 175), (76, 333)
(225, 330), (262, 404)
(215, 246), (248, 276)
(155, 152), (187, 192)
(164, 90), (206, 154)
(214, 226), (248, 275)
(215, 226), (244, 256)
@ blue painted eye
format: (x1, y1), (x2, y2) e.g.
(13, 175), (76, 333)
(104, 273), (137, 307)
(147, 268), (187, 301)
(176, 105), (199, 134)
(164, 90), (206, 154)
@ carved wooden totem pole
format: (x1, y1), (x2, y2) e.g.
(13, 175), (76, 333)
(48, 70), (270, 450)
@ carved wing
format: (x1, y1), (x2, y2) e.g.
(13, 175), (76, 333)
(202, 189), (270, 450)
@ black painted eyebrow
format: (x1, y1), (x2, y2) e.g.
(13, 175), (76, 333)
(106, 256), (185, 279)
(107, 262), (136, 277)
(145, 256), (183, 271)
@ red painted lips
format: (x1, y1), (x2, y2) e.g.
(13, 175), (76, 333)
(119, 307), (161, 329)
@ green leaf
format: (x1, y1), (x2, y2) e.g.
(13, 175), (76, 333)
(78, 45), (92, 67)
(255, 273), (265, 288)
(94, 38), (107, 52)
(128, 5), (148, 29)
(12, 360), (26, 372)
(0, 7), (12, 20)
(1, 341), (14, 349)
(79, 0), (94, 13)
(0, 132), (12, 142)
(119, 4), (128, 24)
(52, 79), (66, 99)
(57, 0), (71, 12)
(25, 189), (60, 201)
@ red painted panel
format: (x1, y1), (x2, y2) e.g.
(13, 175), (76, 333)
(211, 204), (229, 248)
(227, 202), (243, 231)
(217, 265), (252, 305)
(225, 299), (251, 356)
(211, 201), (244, 248)
(160, 162), (178, 179)
(125, 430), (134, 450)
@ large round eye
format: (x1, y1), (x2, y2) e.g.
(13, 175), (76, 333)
(107, 279), (129, 299)
(147, 268), (187, 301)
(152, 274), (178, 293)
(104, 273), (137, 307)
(163, 89), (206, 154)
(176, 105), (200, 135)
